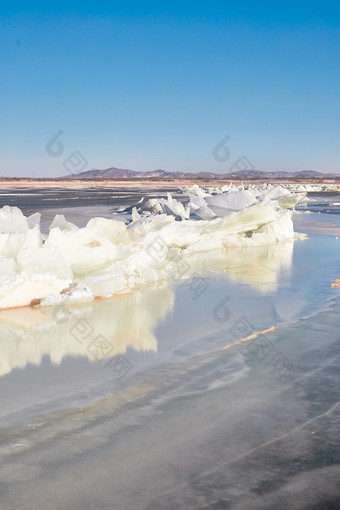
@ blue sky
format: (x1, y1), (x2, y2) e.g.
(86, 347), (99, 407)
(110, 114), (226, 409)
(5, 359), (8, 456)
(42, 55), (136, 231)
(1, 2), (340, 177)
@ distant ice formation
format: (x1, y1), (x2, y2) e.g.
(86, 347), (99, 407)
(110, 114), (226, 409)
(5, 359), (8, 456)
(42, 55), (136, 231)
(0, 184), (306, 310)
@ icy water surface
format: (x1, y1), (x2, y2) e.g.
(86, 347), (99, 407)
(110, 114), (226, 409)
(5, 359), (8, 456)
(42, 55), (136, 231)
(0, 187), (340, 509)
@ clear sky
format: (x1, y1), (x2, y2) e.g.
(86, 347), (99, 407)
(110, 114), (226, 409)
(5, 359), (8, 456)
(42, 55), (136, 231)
(1, 1), (340, 177)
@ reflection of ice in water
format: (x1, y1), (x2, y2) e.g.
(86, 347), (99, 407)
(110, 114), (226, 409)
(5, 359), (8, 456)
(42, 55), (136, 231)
(186, 240), (293, 292)
(0, 241), (294, 377)
(0, 283), (174, 377)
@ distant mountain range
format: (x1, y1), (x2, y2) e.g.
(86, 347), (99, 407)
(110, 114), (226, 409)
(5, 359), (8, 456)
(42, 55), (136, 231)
(62, 167), (340, 180)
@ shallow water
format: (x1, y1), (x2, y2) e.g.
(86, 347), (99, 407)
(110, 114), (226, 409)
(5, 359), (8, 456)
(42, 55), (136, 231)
(1, 188), (340, 509)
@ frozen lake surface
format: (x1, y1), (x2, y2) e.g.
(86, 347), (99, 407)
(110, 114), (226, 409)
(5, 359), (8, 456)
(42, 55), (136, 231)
(0, 187), (340, 509)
